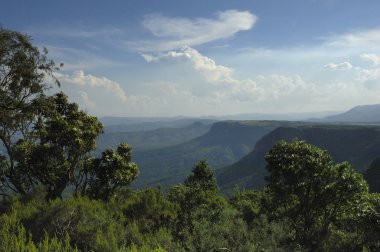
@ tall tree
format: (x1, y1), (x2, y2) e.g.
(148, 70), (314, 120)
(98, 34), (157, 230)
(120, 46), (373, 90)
(0, 28), (61, 195)
(13, 92), (103, 200)
(264, 140), (368, 250)
(169, 160), (225, 242)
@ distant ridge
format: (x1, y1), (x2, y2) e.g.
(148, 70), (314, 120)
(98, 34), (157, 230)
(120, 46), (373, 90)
(217, 125), (380, 192)
(101, 110), (339, 126)
(319, 103), (380, 123)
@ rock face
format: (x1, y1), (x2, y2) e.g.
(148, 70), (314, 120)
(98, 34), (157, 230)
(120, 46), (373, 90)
(217, 125), (380, 192)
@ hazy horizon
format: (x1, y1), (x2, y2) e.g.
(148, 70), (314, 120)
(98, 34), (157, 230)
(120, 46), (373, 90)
(2, 0), (380, 117)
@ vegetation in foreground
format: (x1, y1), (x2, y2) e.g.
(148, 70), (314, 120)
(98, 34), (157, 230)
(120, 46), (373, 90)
(1, 142), (379, 251)
(0, 28), (379, 251)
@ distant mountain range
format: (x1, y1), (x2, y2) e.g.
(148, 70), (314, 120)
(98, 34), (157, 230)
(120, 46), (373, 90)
(317, 103), (380, 123)
(100, 110), (339, 127)
(93, 103), (380, 191)
(101, 102), (380, 126)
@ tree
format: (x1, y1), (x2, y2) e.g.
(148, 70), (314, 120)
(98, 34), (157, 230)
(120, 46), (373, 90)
(79, 143), (139, 201)
(169, 160), (219, 212)
(13, 92), (103, 200)
(264, 140), (368, 250)
(0, 27), (61, 195)
(184, 159), (218, 193)
(168, 160), (226, 243)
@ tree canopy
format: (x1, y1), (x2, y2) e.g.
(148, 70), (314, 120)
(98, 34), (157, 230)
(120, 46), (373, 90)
(265, 140), (370, 250)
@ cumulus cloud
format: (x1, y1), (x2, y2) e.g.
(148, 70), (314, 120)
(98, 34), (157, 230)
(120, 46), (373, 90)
(324, 61), (353, 70)
(225, 75), (314, 102)
(360, 53), (380, 66)
(54, 71), (169, 116)
(142, 46), (237, 83)
(142, 46), (318, 103)
(132, 10), (257, 51)
(60, 70), (129, 102)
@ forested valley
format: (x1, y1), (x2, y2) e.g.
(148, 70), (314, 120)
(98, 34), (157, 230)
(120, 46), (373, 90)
(1, 28), (379, 252)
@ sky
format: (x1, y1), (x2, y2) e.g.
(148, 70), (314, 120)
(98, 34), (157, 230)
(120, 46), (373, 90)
(2, 0), (380, 117)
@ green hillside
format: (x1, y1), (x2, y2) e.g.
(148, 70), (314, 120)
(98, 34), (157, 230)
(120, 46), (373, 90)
(132, 121), (280, 188)
(218, 125), (380, 192)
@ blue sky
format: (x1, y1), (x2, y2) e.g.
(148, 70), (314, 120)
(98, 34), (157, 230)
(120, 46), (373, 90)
(2, 0), (380, 117)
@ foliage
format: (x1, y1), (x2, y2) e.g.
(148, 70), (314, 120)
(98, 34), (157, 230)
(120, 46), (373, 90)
(229, 188), (264, 224)
(0, 212), (78, 251)
(120, 187), (177, 232)
(265, 140), (369, 250)
(80, 143), (139, 201)
(12, 92), (103, 200)
(168, 160), (229, 245)
(0, 27), (61, 195)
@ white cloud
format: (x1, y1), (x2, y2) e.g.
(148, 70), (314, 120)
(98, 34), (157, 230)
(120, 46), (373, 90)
(142, 46), (237, 83)
(78, 91), (96, 109)
(142, 47), (318, 103)
(358, 68), (380, 82)
(324, 61), (353, 70)
(133, 10), (257, 51)
(60, 70), (129, 102)
(140, 44), (380, 115)
(356, 54), (380, 83)
(54, 71), (170, 116)
(325, 28), (380, 48)
(360, 53), (380, 66)
(226, 74), (315, 102)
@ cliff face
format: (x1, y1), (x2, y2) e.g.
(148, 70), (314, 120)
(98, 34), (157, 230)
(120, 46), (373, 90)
(217, 125), (380, 192)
